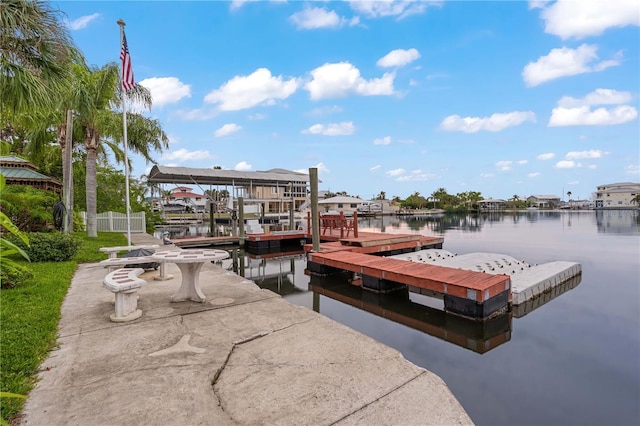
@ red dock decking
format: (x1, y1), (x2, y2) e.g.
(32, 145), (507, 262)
(308, 250), (511, 304)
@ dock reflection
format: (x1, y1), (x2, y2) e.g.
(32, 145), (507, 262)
(308, 274), (512, 354)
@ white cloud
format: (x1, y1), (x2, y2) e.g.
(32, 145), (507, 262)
(295, 162), (330, 175)
(537, 0), (639, 40)
(517, 160), (528, 165)
(307, 105), (344, 116)
(555, 160), (579, 168)
(374, 136), (392, 145)
(386, 168), (405, 177)
(370, 165), (381, 171)
(528, 1), (551, 9)
(549, 105), (638, 126)
(377, 48), (421, 68)
(249, 113), (266, 120)
(174, 107), (218, 121)
(522, 44), (621, 87)
(65, 13), (100, 30)
(528, 172), (541, 178)
(480, 173), (494, 178)
(215, 123), (242, 137)
(289, 7), (358, 29)
(587, 165), (597, 169)
(205, 68), (299, 111)
(440, 111), (536, 133)
(347, 0), (438, 19)
(305, 62), (395, 100)
(496, 161), (513, 171)
(229, 0), (255, 11)
(557, 88), (633, 108)
(162, 148), (211, 162)
(537, 152), (555, 160)
(234, 161), (252, 171)
(625, 165), (640, 175)
(565, 150), (606, 160)
(396, 170), (437, 182)
(302, 121), (355, 136)
(139, 77), (191, 107)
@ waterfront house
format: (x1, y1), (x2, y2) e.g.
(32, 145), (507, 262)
(527, 194), (561, 209)
(0, 155), (62, 195)
(594, 182), (640, 209)
(478, 199), (507, 211)
(167, 186), (207, 212)
(318, 196), (365, 215)
(148, 166), (310, 215)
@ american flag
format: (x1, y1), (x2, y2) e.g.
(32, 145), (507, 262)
(120, 31), (135, 91)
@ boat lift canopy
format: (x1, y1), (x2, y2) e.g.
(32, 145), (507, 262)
(147, 165), (312, 188)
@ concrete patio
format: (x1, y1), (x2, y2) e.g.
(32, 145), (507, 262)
(18, 233), (472, 426)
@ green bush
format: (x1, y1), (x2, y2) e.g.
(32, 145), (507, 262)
(0, 185), (58, 232)
(10, 233), (82, 262)
(0, 260), (33, 289)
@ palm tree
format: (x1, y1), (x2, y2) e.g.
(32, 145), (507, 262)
(75, 62), (168, 237)
(631, 193), (640, 207)
(0, 0), (75, 116)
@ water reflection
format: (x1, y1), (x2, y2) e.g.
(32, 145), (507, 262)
(595, 209), (640, 234)
(308, 274), (512, 354)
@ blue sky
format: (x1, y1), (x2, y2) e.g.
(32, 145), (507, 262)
(56, 0), (639, 200)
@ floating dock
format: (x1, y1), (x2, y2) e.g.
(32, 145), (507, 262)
(389, 249), (582, 307)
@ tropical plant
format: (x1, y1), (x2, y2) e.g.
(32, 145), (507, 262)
(0, 184), (59, 232)
(73, 62), (168, 237)
(0, 175), (32, 289)
(0, 0), (75, 117)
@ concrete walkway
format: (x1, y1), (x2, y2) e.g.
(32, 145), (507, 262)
(19, 234), (472, 426)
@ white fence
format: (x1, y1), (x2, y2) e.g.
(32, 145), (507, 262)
(80, 211), (146, 233)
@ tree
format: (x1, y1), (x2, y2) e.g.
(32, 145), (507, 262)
(0, 0), (75, 116)
(375, 191), (386, 200)
(75, 62), (168, 237)
(632, 193), (640, 206)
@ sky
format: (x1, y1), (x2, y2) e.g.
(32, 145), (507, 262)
(54, 0), (639, 201)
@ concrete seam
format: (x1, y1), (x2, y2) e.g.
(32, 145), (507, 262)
(329, 370), (428, 425)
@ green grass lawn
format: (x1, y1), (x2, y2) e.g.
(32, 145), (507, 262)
(0, 232), (128, 423)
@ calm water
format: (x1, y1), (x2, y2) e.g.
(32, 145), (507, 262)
(204, 210), (640, 425)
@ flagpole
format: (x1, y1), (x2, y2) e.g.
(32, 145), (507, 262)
(118, 19), (132, 247)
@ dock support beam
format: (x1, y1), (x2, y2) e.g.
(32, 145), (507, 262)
(310, 167), (320, 252)
(238, 197), (244, 247)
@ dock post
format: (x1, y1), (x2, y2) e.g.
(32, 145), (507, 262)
(310, 168), (320, 252)
(208, 201), (214, 237)
(238, 197), (245, 248)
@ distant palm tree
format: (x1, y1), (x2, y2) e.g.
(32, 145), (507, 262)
(631, 193), (640, 206)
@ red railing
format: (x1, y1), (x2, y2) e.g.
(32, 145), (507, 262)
(307, 211), (358, 239)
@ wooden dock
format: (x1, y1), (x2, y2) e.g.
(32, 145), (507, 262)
(173, 235), (240, 248)
(307, 250), (511, 320)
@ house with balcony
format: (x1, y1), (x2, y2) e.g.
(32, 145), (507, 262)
(594, 182), (640, 209)
(477, 199), (507, 211)
(148, 166), (310, 216)
(527, 194), (561, 209)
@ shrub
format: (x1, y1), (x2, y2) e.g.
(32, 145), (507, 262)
(10, 233), (82, 262)
(0, 260), (33, 289)
(0, 185), (58, 232)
